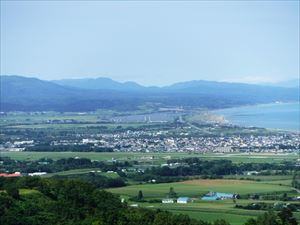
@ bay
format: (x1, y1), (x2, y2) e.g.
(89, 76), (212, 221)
(214, 102), (300, 132)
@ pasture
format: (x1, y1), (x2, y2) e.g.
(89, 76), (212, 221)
(139, 199), (300, 225)
(44, 168), (120, 178)
(107, 178), (297, 225)
(140, 200), (264, 225)
(107, 179), (292, 198)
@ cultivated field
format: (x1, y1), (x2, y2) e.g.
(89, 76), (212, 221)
(107, 179), (292, 198)
(138, 199), (300, 225)
(107, 178), (297, 225)
(1, 151), (297, 164)
(139, 200), (264, 225)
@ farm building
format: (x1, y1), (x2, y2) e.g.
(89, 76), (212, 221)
(245, 171), (260, 176)
(177, 197), (192, 204)
(162, 198), (174, 204)
(0, 172), (22, 177)
(202, 192), (234, 201)
(28, 172), (47, 176)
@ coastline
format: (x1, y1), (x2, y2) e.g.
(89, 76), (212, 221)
(211, 101), (300, 133)
(213, 101), (300, 112)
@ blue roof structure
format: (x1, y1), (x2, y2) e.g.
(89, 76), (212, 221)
(202, 196), (219, 201)
(177, 197), (190, 201)
(201, 192), (234, 201)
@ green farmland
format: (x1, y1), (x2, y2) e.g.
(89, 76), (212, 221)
(138, 200), (300, 225)
(1, 151), (297, 164)
(139, 200), (265, 225)
(44, 168), (120, 178)
(107, 178), (297, 225)
(107, 179), (292, 198)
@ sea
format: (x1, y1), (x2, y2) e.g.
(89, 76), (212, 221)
(213, 102), (300, 132)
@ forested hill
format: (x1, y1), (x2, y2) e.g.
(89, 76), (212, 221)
(1, 75), (299, 112)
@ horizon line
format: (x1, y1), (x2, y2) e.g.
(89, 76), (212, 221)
(1, 74), (299, 88)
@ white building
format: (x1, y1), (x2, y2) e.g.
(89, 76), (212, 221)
(177, 197), (191, 204)
(162, 198), (174, 204)
(28, 172), (47, 176)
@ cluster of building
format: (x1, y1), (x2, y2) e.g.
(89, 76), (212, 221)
(0, 172), (47, 177)
(37, 134), (300, 152)
(1, 128), (299, 153)
(0, 140), (35, 152)
(161, 192), (235, 204)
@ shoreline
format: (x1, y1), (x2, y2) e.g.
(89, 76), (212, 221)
(213, 101), (300, 112)
(210, 101), (300, 133)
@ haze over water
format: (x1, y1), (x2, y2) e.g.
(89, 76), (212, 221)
(214, 102), (300, 132)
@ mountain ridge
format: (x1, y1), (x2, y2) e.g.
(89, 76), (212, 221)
(52, 76), (299, 90)
(1, 75), (299, 112)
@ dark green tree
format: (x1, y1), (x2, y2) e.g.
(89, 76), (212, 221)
(292, 172), (300, 189)
(168, 187), (177, 198)
(256, 211), (280, 225)
(5, 184), (20, 199)
(214, 219), (231, 225)
(244, 218), (258, 225)
(137, 190), (143, 201)
(278, 208), (297, 225)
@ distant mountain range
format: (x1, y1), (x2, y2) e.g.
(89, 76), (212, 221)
(1, 75), (299, 112)
(262, 79), (300, 88)
(52, 77), (149, 91)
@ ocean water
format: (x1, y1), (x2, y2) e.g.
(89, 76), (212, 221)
(214, 102), (300, 132)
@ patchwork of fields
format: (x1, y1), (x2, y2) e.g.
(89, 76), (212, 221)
(107, 177), (297, 225)
(2, 150), (298, 225)
(1, 151), (297, 164)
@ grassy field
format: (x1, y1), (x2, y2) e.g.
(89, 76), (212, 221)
(224, 175), (294, 186)
(1, 151), (297, 164)
(138, 199), (300, 225)
(107, 178), (296, 225)
(0, 111), (118, 125)
(16, 186), (299, 225)
(140, 200), (264, 225)
(224, 174), (293, 181)
(107, 179), (292, 198)
(44, 168), (120, 178)
(3, 122), (149, 130)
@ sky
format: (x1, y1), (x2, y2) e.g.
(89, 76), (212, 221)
(0, 1), (299, 86)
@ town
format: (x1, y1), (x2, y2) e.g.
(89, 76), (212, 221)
(1, 123), (299, 153)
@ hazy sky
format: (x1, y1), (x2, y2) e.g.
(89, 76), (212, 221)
(1, 1), (299, 86)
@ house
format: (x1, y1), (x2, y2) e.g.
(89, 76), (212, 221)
(177, 197), (191, 204)
(294, 196), (300, 201)
(162, 198), (174, 204)
(202, 192), (234, 201)
(245, 171), (260, 176)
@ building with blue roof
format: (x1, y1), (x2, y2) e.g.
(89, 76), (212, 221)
(201, 192), (234, 201)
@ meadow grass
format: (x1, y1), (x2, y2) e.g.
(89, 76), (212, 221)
(45, 168), (120, 178)
(134, 199), (300, 225)
(107, 179), (292, 198)
(224, 174), (293, 181)
(1, 151), (297, 164)
(140, 200), (264, 225)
